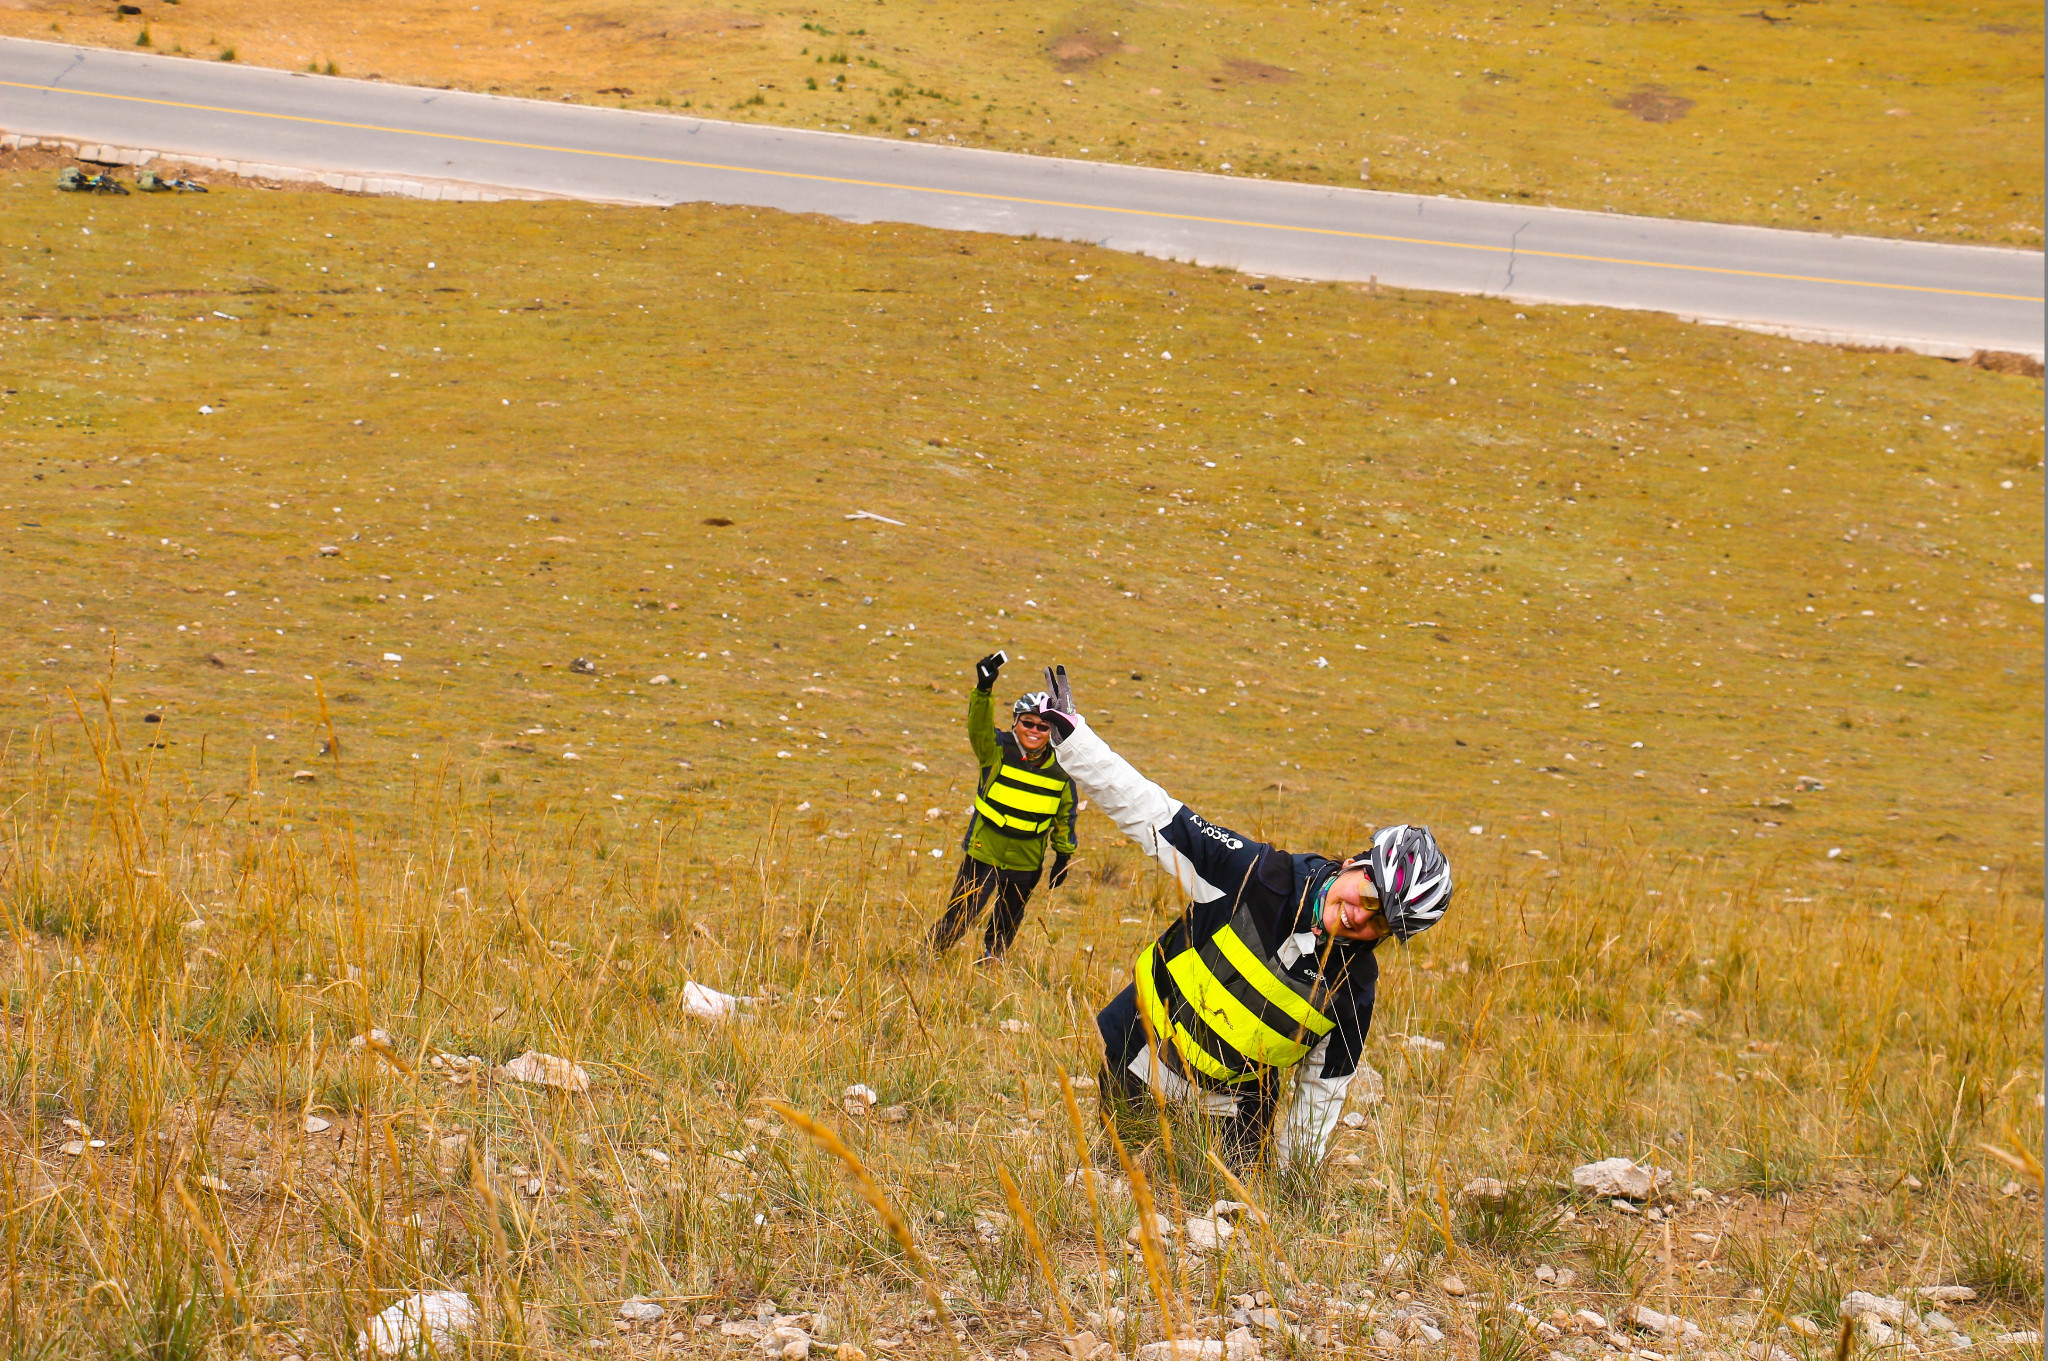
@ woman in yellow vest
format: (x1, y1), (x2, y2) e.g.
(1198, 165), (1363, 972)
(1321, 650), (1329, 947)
(1027, 666), (1452, 1171)
(926, 651), (1078, 962)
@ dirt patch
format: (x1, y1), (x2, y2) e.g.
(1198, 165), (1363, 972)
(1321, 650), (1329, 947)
(1046, 27), (1130, 72)
(1220, 57), (1295, 83)
(1967, 349), (2045, 378)
(1612, 85), (1694, 122)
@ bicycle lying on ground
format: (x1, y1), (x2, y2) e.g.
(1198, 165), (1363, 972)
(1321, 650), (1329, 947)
(57, 166), (129, 194)
(137, 169), (208, 192)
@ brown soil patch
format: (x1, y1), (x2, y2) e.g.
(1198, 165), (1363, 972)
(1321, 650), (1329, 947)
(1046, 28), (1129, 72)
(1220, 57), (1295, 83)
(1613, 85), (1695, 122)
(1967, 348), (2046, 377)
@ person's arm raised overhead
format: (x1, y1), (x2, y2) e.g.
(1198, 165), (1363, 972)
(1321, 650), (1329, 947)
(1035, 665), (1267, 905)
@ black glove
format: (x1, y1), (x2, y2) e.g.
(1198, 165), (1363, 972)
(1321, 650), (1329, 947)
(1035, 664), (1080, 739)
(1048, 852), (1071, 889)
(974, 651), (1006, 692)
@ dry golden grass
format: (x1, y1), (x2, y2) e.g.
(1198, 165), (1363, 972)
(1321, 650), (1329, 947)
(0, 172), (2040, 1357)
(2, 0), (2041, 245)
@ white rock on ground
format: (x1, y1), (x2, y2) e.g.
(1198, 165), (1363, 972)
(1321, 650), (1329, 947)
(619, 1297), (665, 1323)
(357, 1291), (479, 1357)
(841, 1084), (879, 1116)
(499, 1050), (591, 1093)
(1135, 1342), (1224, 1361)
(1856, 1317), (1901, 1348)
(1225, 1326), (1261, 1361)
(681, 980), (748, 1021)
(1065, 1168), (1131, 1198)
(1990, 1332), (2043, 1347)
(1911, 1286), (1976, 1304)
(761, 1328), (810, 1360)
(1571, 1157), (1673, 1199)
(1182, 1216), (1233, 1254)
(303, 1115), (333, 1134)
(1460, 1177), (1509, 1201)
(1125, 1213), (1176, 1246)
(1840, 1293), (1910, 1325)
(1625, 1304), (1703, 1341)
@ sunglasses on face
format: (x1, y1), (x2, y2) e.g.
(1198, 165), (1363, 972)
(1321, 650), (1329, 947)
(1014, 717), (1051, 732)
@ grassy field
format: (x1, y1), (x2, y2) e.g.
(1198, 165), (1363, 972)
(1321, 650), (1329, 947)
(2, 1), (2041, 247)
(0, 172), (2041, 1357)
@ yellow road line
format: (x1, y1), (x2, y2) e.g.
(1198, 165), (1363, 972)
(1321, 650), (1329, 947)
(8, 78), (2044, 304)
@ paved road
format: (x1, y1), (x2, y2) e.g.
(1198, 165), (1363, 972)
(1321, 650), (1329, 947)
(4, 37), (2041, 358)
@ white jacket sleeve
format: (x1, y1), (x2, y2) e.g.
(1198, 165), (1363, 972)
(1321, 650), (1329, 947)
(1050, 715), (1227, 903)
(1272, 1034), (1352, 1165)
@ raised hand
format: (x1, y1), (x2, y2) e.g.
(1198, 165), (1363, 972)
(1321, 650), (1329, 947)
(974, 651), (1007, 691)
(1036, 664), (1080, 739)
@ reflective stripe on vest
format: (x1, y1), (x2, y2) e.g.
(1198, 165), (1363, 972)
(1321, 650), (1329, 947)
(973, 760), (1069, 838)
(1134, 905), (1338, 1086)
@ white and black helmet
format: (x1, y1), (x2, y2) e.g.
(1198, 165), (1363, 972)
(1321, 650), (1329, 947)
(1356, 824), (1452, 941)
(1013, 692), (1050, 719)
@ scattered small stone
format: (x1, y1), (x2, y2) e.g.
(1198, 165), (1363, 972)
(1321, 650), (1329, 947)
(1902, 1175), (1926, 1190)
(1339, 1151), (1364, 1166)
(836, 1347), (867, 1361)
(1225, 1326), (1260, 1361)
(841, 1084), (879, 1116)
(1624, 1304), (1702, 1342)
(1441, 1276), (1468, 1297)
(998, 1017), (1030, 1033)
(1209, 1199), (1253, 1220)
(197, 1174), (232, 1193)
(1856, 1316), (1899, 1348)
(618, 1297), (665, 1324)
(1125, 1212), (1176, 1246)
(640, 1148), (671, 1165)
(291, 769), (317, 782)
(350, 1028), (395, 1051)
(1990, 1331), (2042, 1347)
(1551, 1268), (1577, 1288)
(435, 1132), (471, 1173)
(875, 1104), (910, 1122)
(1795, 775), (1825, 791)
(1921, 1312), (1957, 1335)
(1340, 1111), (1367, 1129)
(1571, 1157), (1673, 1200)
(1575, 1310), (1609, 1333)
(1536, 1322), (1564, 1342)
(1405, 1034), (1446, 1053)
(358, 1291), (479, 1358)
(303, 1115), (333, 1134)
(1065, 1167), (1130, 1198)
(648, 674), (672, 685)
(1611, 1198), (1640, 1214)
(570, 657), (598, 675)
(974, 1212), (1011, 1244)
(1911, 1287), (1976, 1304)
(318, 544), (341, 556)
(1135, 1343), (1222, 1361)
(1183, 1216), (1234, 1254)
(1840, 1293), (1909, 1326)
(1460, 1178), (1508, 1202)
(1999, 1180), (2022, 1197)
(500, 1050), (591, 1093)
(1534, 1264), (1557, 1284)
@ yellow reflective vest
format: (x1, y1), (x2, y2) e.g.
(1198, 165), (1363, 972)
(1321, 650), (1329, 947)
(1135, 904), (1339, 1086)
(973, 759), (1071, 838)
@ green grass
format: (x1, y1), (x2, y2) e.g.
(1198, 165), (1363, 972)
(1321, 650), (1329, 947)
(2, 1), (2040, 245)
(0, 177), (2039, 1356)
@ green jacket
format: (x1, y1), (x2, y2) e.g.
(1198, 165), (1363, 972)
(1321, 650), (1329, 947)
(963, 687), (1077, 872)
